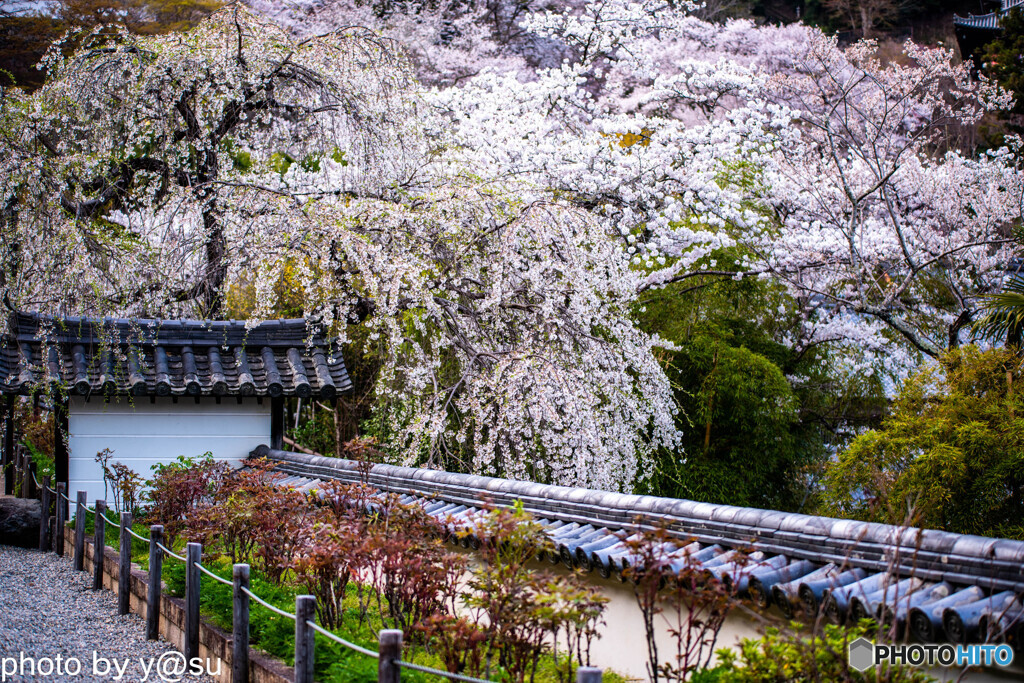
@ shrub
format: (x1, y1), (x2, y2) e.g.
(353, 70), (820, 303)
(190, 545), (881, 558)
(822, 346), (1024, 539)
(704, 621), (936, 683)
(95, 448), (143, 515)
(366, 495), (467, 633)
(621, 525), (737, 683)
(463, 502), (608, 683)
(187, 458), (311, 570)
(143, 452), (229, 545)
(415, 614), (488, 675)
(292, 515), (369, 630)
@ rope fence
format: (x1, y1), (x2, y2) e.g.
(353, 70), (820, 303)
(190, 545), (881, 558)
(307, 620), (379, 658)
(396, 658), (500, 683)
(13, 469), (606, 683)
(242, 586), (298, 621)
(155, 541), (186, 562)
(195, 561), (235, 587)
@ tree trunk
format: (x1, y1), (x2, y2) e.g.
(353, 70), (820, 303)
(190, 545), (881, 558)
(200, 200), (227, 318)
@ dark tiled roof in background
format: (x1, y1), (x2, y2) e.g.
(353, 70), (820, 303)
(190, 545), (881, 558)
(954, 1), (1023, 30)
(1, 312), (352, 399)
(255, 448), (1024, 650)
(954, 13), (1003, 30)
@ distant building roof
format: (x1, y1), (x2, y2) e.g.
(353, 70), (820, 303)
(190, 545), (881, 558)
(955, 0), (1024, 28)
(954, 1), (1023, 68)
(255, 448), (1024, 645)
(954, 12), (1004, 30)
(1, 311), (352, 399)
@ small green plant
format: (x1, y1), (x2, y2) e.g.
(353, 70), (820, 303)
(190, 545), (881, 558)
(95, 448), (143, 515)
(462, 502), (608, 683)
(143, 452), (228, 545)
(702, 621), (936, 683)
(621, 524), (737, 683)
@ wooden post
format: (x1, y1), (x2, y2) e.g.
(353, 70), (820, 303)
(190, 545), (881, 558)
(93, 500), (107, 589)
(53, 396), (69, 491)
(25, 459), (36, 500)
(118, 512), (132, 615)
(378, 629), (402, 683)
(19, 452), (30, 499)
(577, 667), (603, 683)
(74, 491), (87, 571)
(185, 542), (201, 662)
(232, 564), (250, 683)
(270, 396), (284, 450)
(294, 595), (316, 683)
(55, 482), (66, 555)
(147, 525), (164, 641)
(38, 475), (51, 551)
(3, 395), (14, 496)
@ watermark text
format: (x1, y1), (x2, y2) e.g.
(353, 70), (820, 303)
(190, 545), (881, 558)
(0, 651), (220, 681)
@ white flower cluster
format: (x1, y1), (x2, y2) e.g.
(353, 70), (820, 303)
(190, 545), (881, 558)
(2, 0), (1021, 489)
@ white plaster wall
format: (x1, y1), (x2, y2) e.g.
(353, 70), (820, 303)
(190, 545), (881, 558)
(485, 556), (1024, 682)
(585, 576), (1022, 682)
(68, 396), (271, 507)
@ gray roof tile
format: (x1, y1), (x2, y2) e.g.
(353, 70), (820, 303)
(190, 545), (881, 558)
(2, 311), (352, 398)
(254, 448), (1024, 644)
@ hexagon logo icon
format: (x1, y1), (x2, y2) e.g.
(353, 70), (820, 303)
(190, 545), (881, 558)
(848, 637), (875, 672)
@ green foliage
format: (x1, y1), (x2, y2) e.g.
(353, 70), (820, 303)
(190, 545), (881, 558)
(822, 345), (1024, 539)
(162, 559), (393, 682)
(291, 407), (337, 456)
(13, 401), (56, 480)
(984, 8), (1024, 115)
(657, 334), (802, 509)
(633, 272), (874, 511)
(266, 148), (346, 176)
(700, 621), (936, 683)
(973, 265), (1024, 346)
(24, 441), (55, 481)
(221, 138), (252, 172)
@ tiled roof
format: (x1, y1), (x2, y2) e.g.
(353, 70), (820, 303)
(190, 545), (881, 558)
(953, 13), (1004, 30)
(1, 312), (352, 399)
(954, 1), (1023, 30)
(254, 447), (1024, 648)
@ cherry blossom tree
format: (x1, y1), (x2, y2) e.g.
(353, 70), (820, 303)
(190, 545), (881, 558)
(0, 5), (682, 491)
(5, 0), (1021, 490)
(264, 187), (682, 487)
(1, 5), (419, 317)
(420, 2), (1020, 376)
(749, 36), (1019, 362)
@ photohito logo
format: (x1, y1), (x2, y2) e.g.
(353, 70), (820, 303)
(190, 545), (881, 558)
(848, 638), (1016, 671)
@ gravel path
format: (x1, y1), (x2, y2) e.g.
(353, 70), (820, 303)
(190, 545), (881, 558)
(0, 545), (215, 682)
